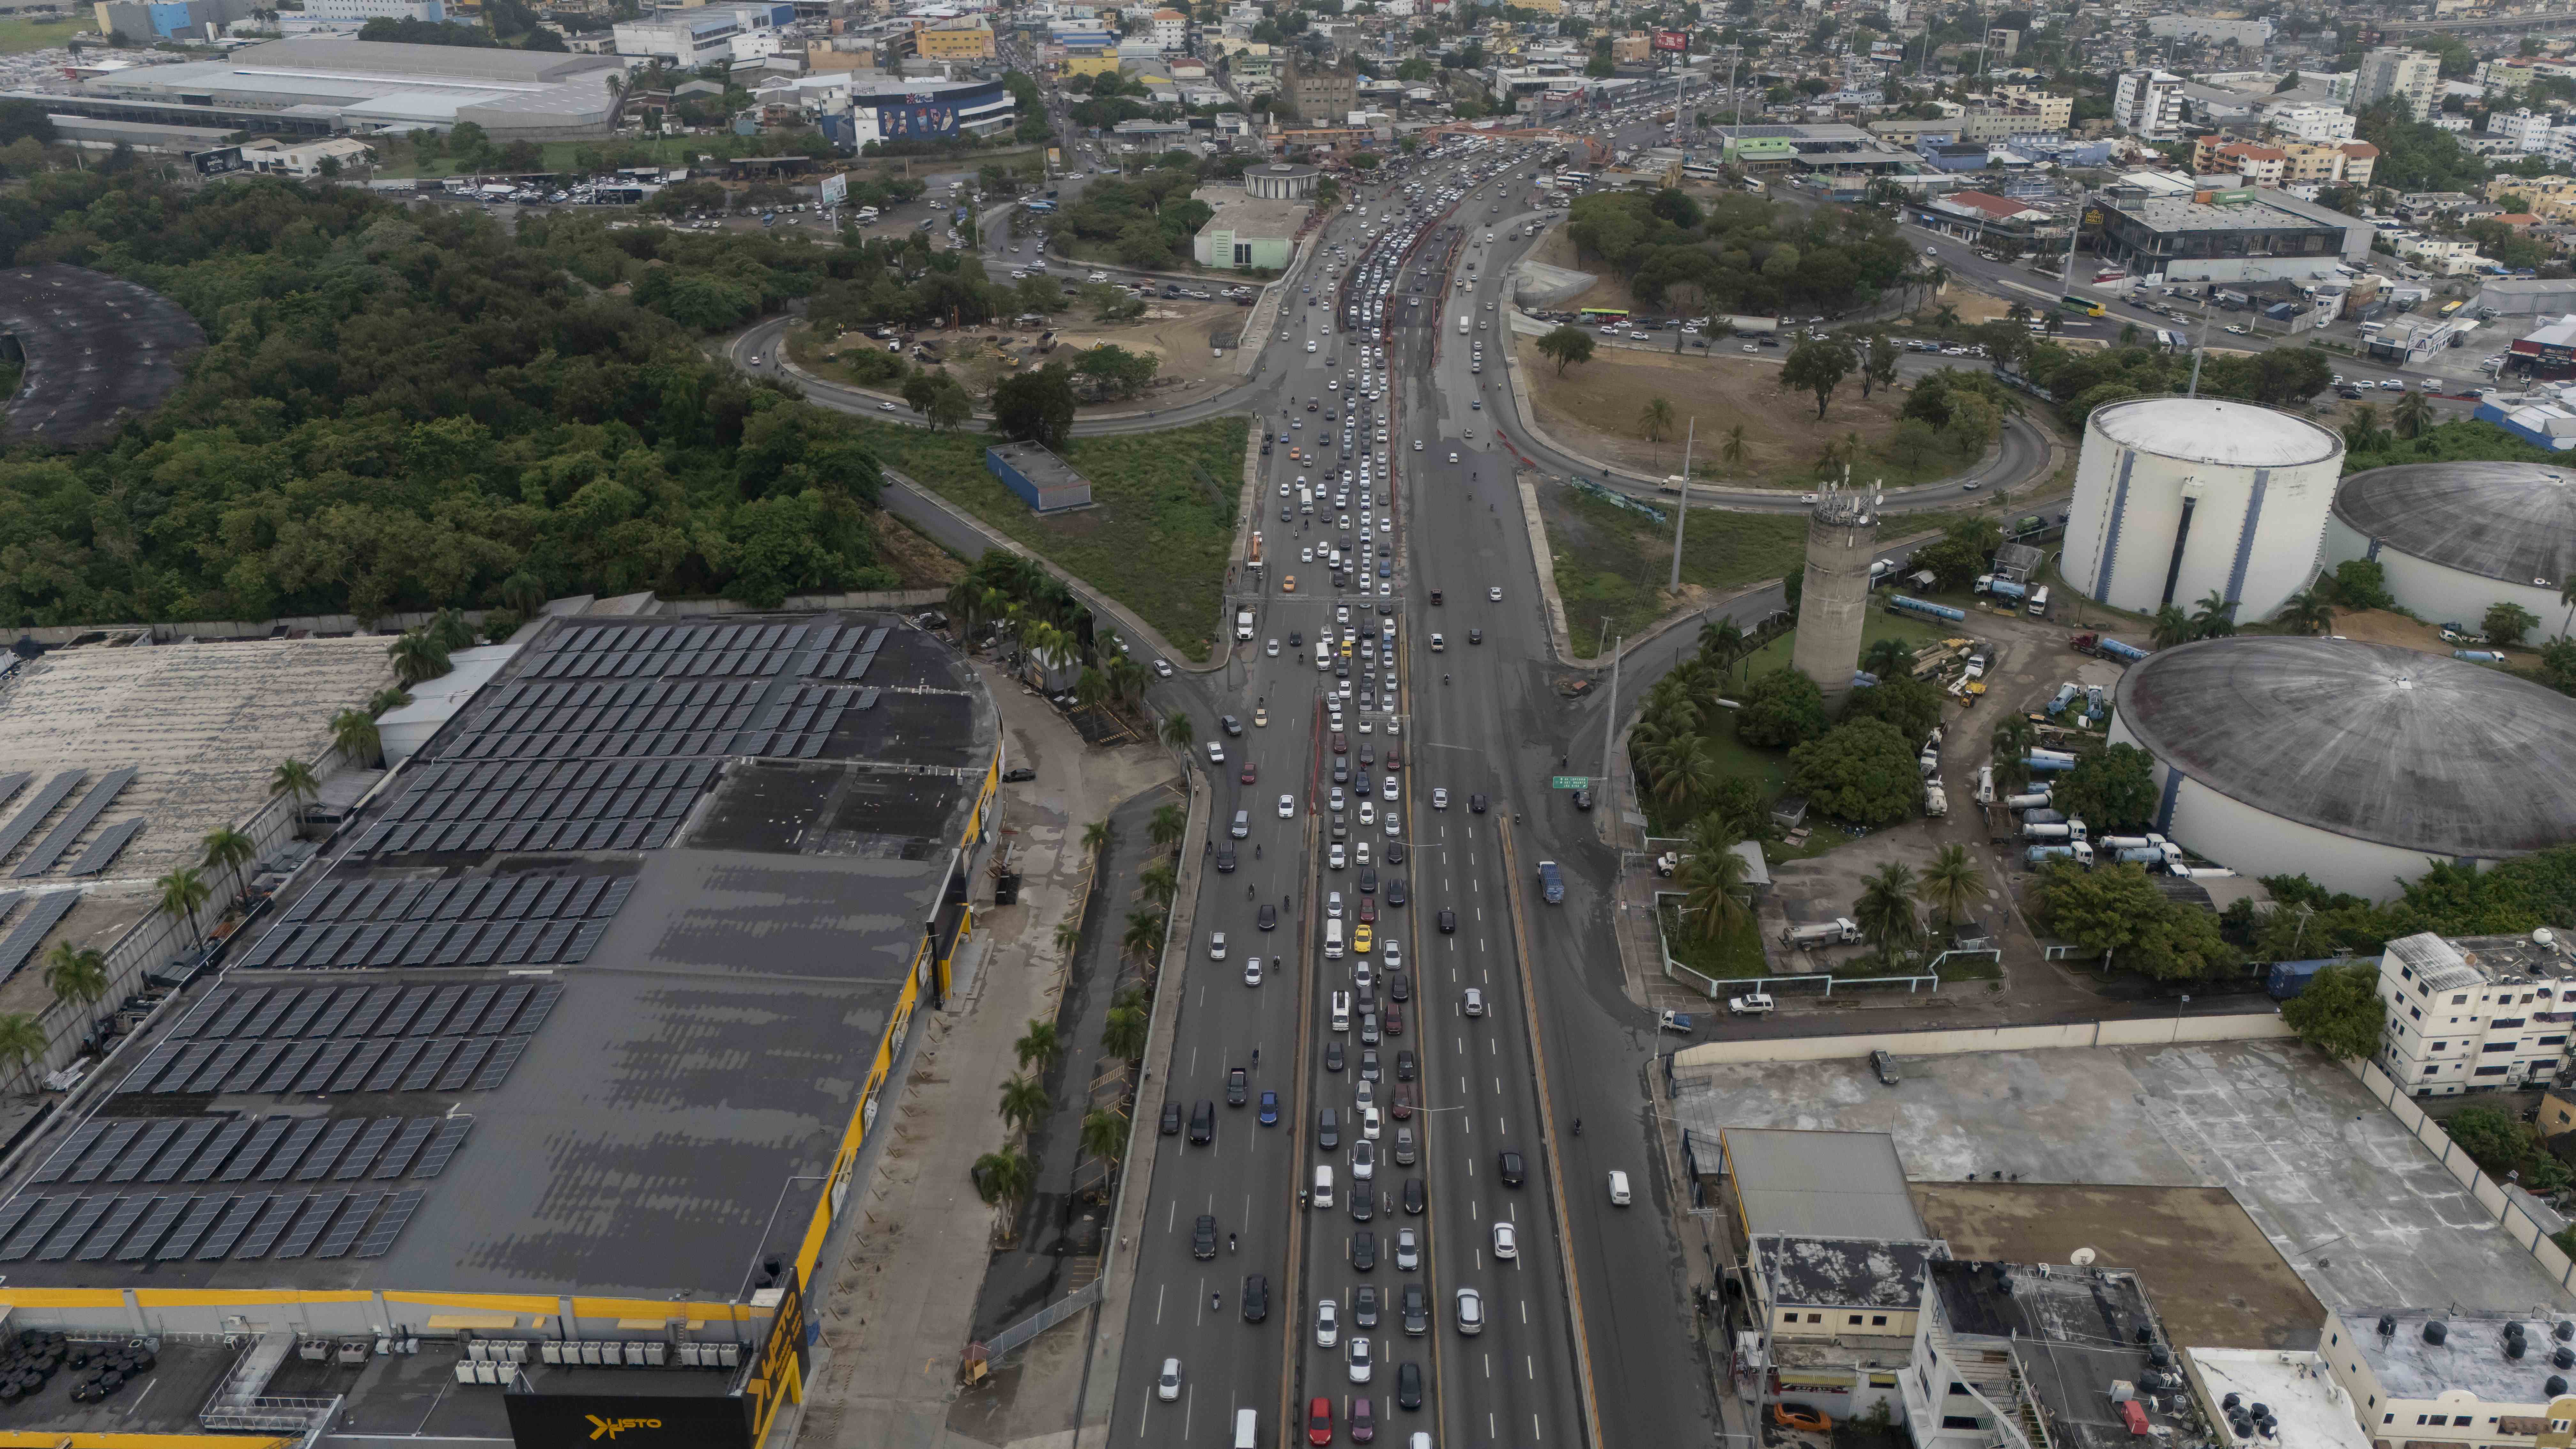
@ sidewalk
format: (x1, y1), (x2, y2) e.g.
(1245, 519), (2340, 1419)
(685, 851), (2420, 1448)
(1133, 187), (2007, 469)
(794, 658), (1178, 1449)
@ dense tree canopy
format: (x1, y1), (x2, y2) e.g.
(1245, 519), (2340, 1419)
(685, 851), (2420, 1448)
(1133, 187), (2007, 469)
(1562, 189), (1918, 315)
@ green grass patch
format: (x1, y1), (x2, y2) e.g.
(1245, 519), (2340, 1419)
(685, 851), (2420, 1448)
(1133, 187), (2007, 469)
(854, 416), (1247, 661)
(1658, 901), (1769, 980)
(0, 16), (80, 52)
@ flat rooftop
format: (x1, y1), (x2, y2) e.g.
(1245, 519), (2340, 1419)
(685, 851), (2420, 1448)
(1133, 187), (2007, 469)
(2342, 1311), (2576, 1406)
(1720, 1128), (1926, 1240)
(2184, 1349), (2374, 1449)
(0, 612), (993, 1303)
(2106, 194), (2349, 233)
(1751, 1234), (1950, 1309)
(1673, 1040), (2576, 1316)
(1197, 191), (1315, 237)
(0, 264), (203, 448)
(1936, 1260), (2189, 1449)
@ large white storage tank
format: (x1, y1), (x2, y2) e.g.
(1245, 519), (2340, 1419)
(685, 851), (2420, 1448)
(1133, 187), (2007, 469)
(2324, 462), (2576, 629)
(2063, 398), (2343, 623)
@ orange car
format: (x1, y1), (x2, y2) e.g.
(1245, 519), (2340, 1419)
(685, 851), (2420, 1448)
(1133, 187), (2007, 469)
(1283, 575), (1298, 592)
(1773, 1404), (1833, 1434)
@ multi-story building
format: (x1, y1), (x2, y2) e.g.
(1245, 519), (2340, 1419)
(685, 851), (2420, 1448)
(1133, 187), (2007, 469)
(2372, 931), (2576, 1097)
(2147, 14), (2274, 47)
(914, 19), (994, 58)
(2488, 173), (2576, 219)
(2211, 140), (2288, 187)
(92, 0), (253, 41)
(2089, 186), (2373, 282)
(2356, 46), (2442, 121)
(2320, 1309), (2576, 1439)
(1611, 30), (1650, 63)
(1149, 6), (1185, 49)
(1284, 55), (1357, 122)
(2493, 107), (2556, 155)
(2268, 103), (2357, 143)
(2279, 140), (2378, 187)
(1901, 1260), (2191, 1449)
(2113, 69), (2185, 139)
(1747, 1236), (1949, 1422)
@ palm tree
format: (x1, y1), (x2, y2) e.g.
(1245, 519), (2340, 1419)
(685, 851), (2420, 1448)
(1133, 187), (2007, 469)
(1932, 302), (1961, 329)
(2392, 388), (2433, 440)
(1990, 714), (2037, 796)
(1852, 862), (1921, 961)
(2005, 301), (2032, 325)
(998, 1074), (1051, 1132)
(1082, 819), (1114, 856)
(270, 758), (320, 815)
(2189, 590), (2239, 639)
(367, 686), (412, 716)
(0, 1014), (46, 1093)
(41, 942), (107, 1010)
(1054, 917), (1085, 957)
(1014, 1018), (1063, 1074)
(2149, 605), (2194, 650)
(200, 826), (256, 907)
(1149, 802), (1187, 851)
(386, 630), (451, 688)
(1674, 821), (1753, 942)
(1719, 423), (1749, 475)
(1107, 656), (1151, 709)
(2276, 588), (2335, 637)
(426, 608), (476, 653)
(1080, 1106), (1130, 1167)
(1915, 845), (1987, 934)
(1652, 737), (1721, 816)
(1159, 711), (1194, 754)
(1101, 1000), (1150, 1060)
(1860, 637), (1913, 679)
(1137, 859), (1178, 907)
(501, 570), (548, 619)
(1074, 666), (1110, 711)
(1639, 396), (1676, 445)
(1123, 908), (1167, 961)
(1698, 616), (1744, 673)
(157, 867), (213, 950)
(972, 1145), (1037, 1222)
(330, 708), (381, 767)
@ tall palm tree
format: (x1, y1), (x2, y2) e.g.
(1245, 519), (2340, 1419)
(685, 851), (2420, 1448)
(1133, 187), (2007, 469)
(1932, 303), (1961, 329)
(2392, 388), (2433, 440)
(1137, 859), (1178, 907)
(500, 570), (548, 619)
(0, 1014), (46, 1093)
(1860, 637), (1913, 679)
(157, 868), (213, 950)
(386, 631), (451, 688)
(1698, 617), (1744, 671)
(2276, 588), (2335, 637)
(330, 709), (381, 767)
(998, 1074), (1051, 1132)
(2189, 590), (2238, 639)
(1054, 917), (1085, 957)
(1073, 666), (1110, 711)
(1719, 423), (1749, 475)
(2149, 605), (2194, 650)
(1080, 1106), (1130, 1167)
(1107, 656), (1152, 709)
(1013, 1018), (1063, 1074)
(1915, 844), (1987, 934)
(1101, 1000), (1150, 1060)
(1638, 396), (1676, 445)
(1674, 821), (1752, 942)
(270, 758), (320, 815)
(1123, 908), (1168, 960)
(42, 942), (107, 1010)
(201, 826), (257, 907)
(2557, 575), (2576, 641)
(426, 608), (476, 653)
(1082, 819), (1114, 856)
(1652, 737), (1721, 816)
(1159, 711), (1194, 754)
(1852, 862), (1921, 961)
(1149, 802), (1188, 850)
(972, 1145), (1036, 1225)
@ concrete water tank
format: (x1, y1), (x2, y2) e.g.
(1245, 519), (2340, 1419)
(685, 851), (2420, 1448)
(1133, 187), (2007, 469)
(1791, 490), (1878, 708)
(2063, 398), (2343, 624)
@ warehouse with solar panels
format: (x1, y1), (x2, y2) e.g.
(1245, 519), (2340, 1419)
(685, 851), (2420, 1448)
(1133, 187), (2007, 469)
(0, 611), (1000, 1449)
(2109, 636), (2576, 900)
(2323, 462), (2576, 630)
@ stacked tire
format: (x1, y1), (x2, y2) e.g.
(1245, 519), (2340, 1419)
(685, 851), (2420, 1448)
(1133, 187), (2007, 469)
(0, 1330), (65, 1403)
(64, 1338), (152, 1403)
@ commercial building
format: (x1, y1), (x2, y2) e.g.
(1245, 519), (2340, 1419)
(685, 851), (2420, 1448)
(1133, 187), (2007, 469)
(2113, 69), (2185, 140)
(985, 441), (1093, 512)
(1192, 192), (1306, 269)
(914, 17), (993, 58)
(2472, 276), (2576, 316)
(1243, 160), (1318, 199)
(292, 0), (447, 28)
(2109, 638), (2576, 900)
(239, 135), (375, 176)
(1285, 56), (1357, 122)
(2325, 461), (2576, 627)
(2371, 931), (2576, 1097)
(1916, 189), (2055, 248)
(2087, 188), (2373, 283)
(0, 609), (1000, 1449)
(1905, 1260), (2193, 1449)
(2356, 46), (2442, 122)
(39, 37), (625, 139)
(615, 5), (792, 66)
(2269, 103), (2358, 142)
(1149, 6), (1184, 48)
(2148, 14), (2274, 47)
(822, 74), (1014, 148)
(2179, 1348), (2376, 1449)
(1746, 1235), (1948, 1421)
(93, 0), (253, 42)
(2321, 1310), (2576, 1434)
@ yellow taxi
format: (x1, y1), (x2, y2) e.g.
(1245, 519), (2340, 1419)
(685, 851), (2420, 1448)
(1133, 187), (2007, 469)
(1353, 922), (1373, 954)
(1283, 575), (1298, 593)
(1254, 706), (1269, 727)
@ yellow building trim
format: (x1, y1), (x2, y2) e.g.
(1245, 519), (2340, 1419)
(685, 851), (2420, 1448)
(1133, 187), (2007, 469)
(0, 1289), (126, 1308)
(577, 1298), (750, 1322)
(134, 1289), (370, 1307)
(424, 1314), (522, 1331)
(384, 1291), (563, 1314)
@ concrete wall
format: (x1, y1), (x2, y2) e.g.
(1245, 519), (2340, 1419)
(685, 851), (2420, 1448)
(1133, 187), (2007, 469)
(2322, 510), (2565, 635)
(1667, 1012), (2296, 1069)
(2344, 1054), (2576, 1294)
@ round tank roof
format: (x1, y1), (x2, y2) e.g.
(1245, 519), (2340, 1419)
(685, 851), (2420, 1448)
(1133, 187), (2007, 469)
(2334, 462), (2576, 589)
(2088, 397), (2345, 469)
(2113, 637), (2576, 858)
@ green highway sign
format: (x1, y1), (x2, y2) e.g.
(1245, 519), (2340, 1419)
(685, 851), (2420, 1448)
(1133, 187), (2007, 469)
(1552, 776), (1591, 790)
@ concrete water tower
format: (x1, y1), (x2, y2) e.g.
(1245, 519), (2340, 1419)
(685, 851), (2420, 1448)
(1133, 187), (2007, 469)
(1792, 484), (1879, 708)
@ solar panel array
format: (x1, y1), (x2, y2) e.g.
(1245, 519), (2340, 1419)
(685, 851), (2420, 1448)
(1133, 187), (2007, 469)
(112, 980), (561, 1099)
(62, 817), (145, 877)
(347, 755), (716, 860)
(236, 873), (633, 971)
(0, 770), (84, 865)
(0, 891), (80, 984)
(13, 767), (136, 877)
(0, 1129), (464, 1265)
(728, 682), (878, 761)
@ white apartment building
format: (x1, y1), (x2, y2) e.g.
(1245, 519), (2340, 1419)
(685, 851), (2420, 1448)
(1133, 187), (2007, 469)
(2319, 1309), (2576, 1440)
(2373, 931), (2576, 1097)
(2493, 107), (2556, 153)
(299, 0), (445, 21)
(2268, 103), (2357, 142)
(2114, 69), (2185, 139)
(2356, 46), (2442, 121)
(1149, 6), (1185, 48)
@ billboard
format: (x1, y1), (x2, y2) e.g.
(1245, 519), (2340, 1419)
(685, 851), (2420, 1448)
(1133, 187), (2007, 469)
(820, 171), (847, 206)
(870, 97), (961, 138)
(1652, 28), (1688, 51)
(501, 1390), (755, 1449)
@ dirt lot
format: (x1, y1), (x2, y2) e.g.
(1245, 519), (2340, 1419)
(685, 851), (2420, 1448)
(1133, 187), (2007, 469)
(793, 298), (1249, 411)
(1514, 336), (1906, 483)
(1527, 226), (1637, 315)
(875, 511), (969, 587)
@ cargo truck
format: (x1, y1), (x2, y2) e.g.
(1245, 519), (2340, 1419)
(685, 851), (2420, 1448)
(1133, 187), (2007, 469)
(2071, 633), (2150, 663)
(2045, 684), (2081, 716)
(1781, 918), (1862, 948)
(1923, 784), (1949, 817)
(1236, 608), (1254, 641)
(1889, 595), (1966, 623)
(2025, 841), (2095, 868)
(2266, 959), (2337, 1000)
(1974, 574), (2028, 601)
(2003, 790), (2051, 810)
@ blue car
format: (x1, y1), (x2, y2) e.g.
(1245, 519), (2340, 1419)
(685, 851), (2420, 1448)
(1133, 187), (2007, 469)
(1259, 1090), (1280, 1126)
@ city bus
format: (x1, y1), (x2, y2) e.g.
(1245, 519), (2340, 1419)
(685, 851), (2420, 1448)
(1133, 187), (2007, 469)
(2058, 293), (2105, 318)
(1580, 307), (1632, 323)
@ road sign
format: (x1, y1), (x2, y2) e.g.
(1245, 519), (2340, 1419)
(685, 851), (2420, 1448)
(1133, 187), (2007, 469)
(1552, 776), (1591, 789)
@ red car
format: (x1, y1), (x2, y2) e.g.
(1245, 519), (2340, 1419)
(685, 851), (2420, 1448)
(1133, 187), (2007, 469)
(1331, 731), (1348, 755)
(1308, 1395), (1336, 1445)
(1240, 760), (1258, 786)
(1383, 1004), (1404, 1036)
(1391, 1083), (1414, 1120)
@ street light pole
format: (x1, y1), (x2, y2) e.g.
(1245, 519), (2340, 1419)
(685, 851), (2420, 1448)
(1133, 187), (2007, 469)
(1668, 417), (1696, 592)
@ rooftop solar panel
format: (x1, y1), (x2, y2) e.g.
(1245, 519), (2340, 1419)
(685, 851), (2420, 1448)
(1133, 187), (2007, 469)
(240, 989), (300, 1040)
(416, 984), (470, 1036)
(118, 1193), (190, 1260)
(34, 1195), (108, 1260)
(365, 1039), (425, 1093)
(195, 1192), (268, 1260)
(0, 774), (29, 810)
(401, 1039), (459, 1092)
(335, 1117), (403, 1180)
(328, 1039), (389, 1094)
(0, 770), (85, 867)
(373, 1117), (436, 1179)
(15, 767), (136, 877)
(411, 879), (458, 921)
(183, 1119), (252, 1184)
(345, 924), (391, 969)
(0, 1197), (71, 1260)
(111, 1044), (180, 1097)
(157, 1192), (229, 1260)
(236, 1192), (312, 1260)
(106, 1121), (180, 1183)
(62, 817), (145, 877)
(296, 1118), (365, 1181)
(356, 1188), (425, 1259)
(29, 1119), (108, 1184)
(306, 987), (363, 1039)
(436, 1039), (494, 1092)
(77, 1194), (152, 1260)
(401, 920), (452, 969)
(377, 986), (432, 1038)
(474, 983), (533, 1037)
(68, 1121), (142, 1184)
(204, 989), (267, 1041)
(235, 926), (292, 970)
(140, 1043), (209, 1096)
(291, 1039), (355, 1095)
(0, 892), (80, 982)
(470, 1035), (530, 1092)
(255, 1040), (319, 1096)
(221, 1117), (291, 1182)
(145, 1118), (218, 1182)
(0, 1194), (39, 1245)
(413, 1116), (472, 1177)
(315, 1190), (381, 1260)
(259, 1117), (328, 1182)
(453, 984), (499, 1035)
(183, 1041), (254, 1095)
(222, 1040), (286, 1095)
(274, 988), (332, 1040)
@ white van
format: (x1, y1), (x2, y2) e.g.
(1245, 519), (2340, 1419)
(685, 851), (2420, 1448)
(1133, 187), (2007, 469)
(1236, 1408), (1259, 1449)
(2027, 585), (2051, 618)
(1312, 1163), (1335, 1209)
(1608, 1169), (1632, 1206)
(1325, 919), (1346, 959)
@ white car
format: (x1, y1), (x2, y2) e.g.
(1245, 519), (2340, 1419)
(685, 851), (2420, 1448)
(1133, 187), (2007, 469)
(1154, 659), (1174, 677)
(1492, 1221), (1518, 1259)
(1361, 1105), (1382, 1140)
(1317, 1299), (1341, 1348)
(1382, 777), (1398, 801)
(1158, 1357), (1183, 1402)
(1487, 586), (1503, 602)
(1455, 1288), (1484, 1336)
(1208, 932), (1227, 961)
(1267, 638), (1280, 656)
(1330, 842), (1347, 870)
(1278, 794), (1297, 818)
(1244, 956), (1264, 986)
(1347, 1335), (1374, 1384)
(1359, 801), (1376, 827)
(1449, 451), (1460, 463)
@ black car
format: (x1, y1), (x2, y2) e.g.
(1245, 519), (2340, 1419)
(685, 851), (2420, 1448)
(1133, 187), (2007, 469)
(1289, 630), (1303, 648)
(1325, 1039), (1345, 1071)
(1160, 1101), (1183, 1135)
(1386, 841), (1406, 866)
(1395, 1049), (1417, 1082)
(1385, 879), (1406, 907)
(1359, 866), (1378, 894)
(1401, 1282), (1429, 1337)
(1002, 766), (1036, 782)
(1498, 1150), (1525, 1187)
(1189, 1100), (1215, 1144)
(1438, 909), (1456, 934)
(1352, 1230), (1377, 1272)
(1258, 904), (1277, 931)
(1353, 1284), (1381, 1329)
(1388, 970), (1409, 1003)
(1192, 1213), (1218, 1259)
(1227, 1067), (1249, 1105)
(1573, 788), (1593, 811)
(1350, 1184), (1375, 1222)
(1468, 629), (1483, 644)
(1319, 1108), (1340, 1150)
(1397, 1361), (1425, 1410)
(1243, 1273), (1269, 1322)
(1469, 793), (1489, 814)
(1216, 845), (1236, 873)
(1221, 715), (1242, 736)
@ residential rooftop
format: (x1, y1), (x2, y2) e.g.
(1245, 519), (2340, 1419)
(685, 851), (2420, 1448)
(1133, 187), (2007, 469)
(1935, 1260), (2189, 1449)
(1719, 1128), (1925, 1241)
(2182, 1349), (2373, 1449)
(2339, 1310), (2576, 1406)
(1751, 1234), (1950, 1310)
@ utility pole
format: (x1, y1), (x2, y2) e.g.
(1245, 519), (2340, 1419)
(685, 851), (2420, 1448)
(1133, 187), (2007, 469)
(2187, 303), (2212, 396)
(1668, 417), (1696, 592)
(1599, 634), (1622, 808)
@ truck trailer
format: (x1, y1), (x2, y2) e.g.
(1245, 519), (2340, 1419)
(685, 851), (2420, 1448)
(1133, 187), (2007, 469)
(1781, 918), (1862, 948)
(1974, 574), (2028, 601)
(1888, 595), (1966, 623)
(2025, 841), (2095, 868)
